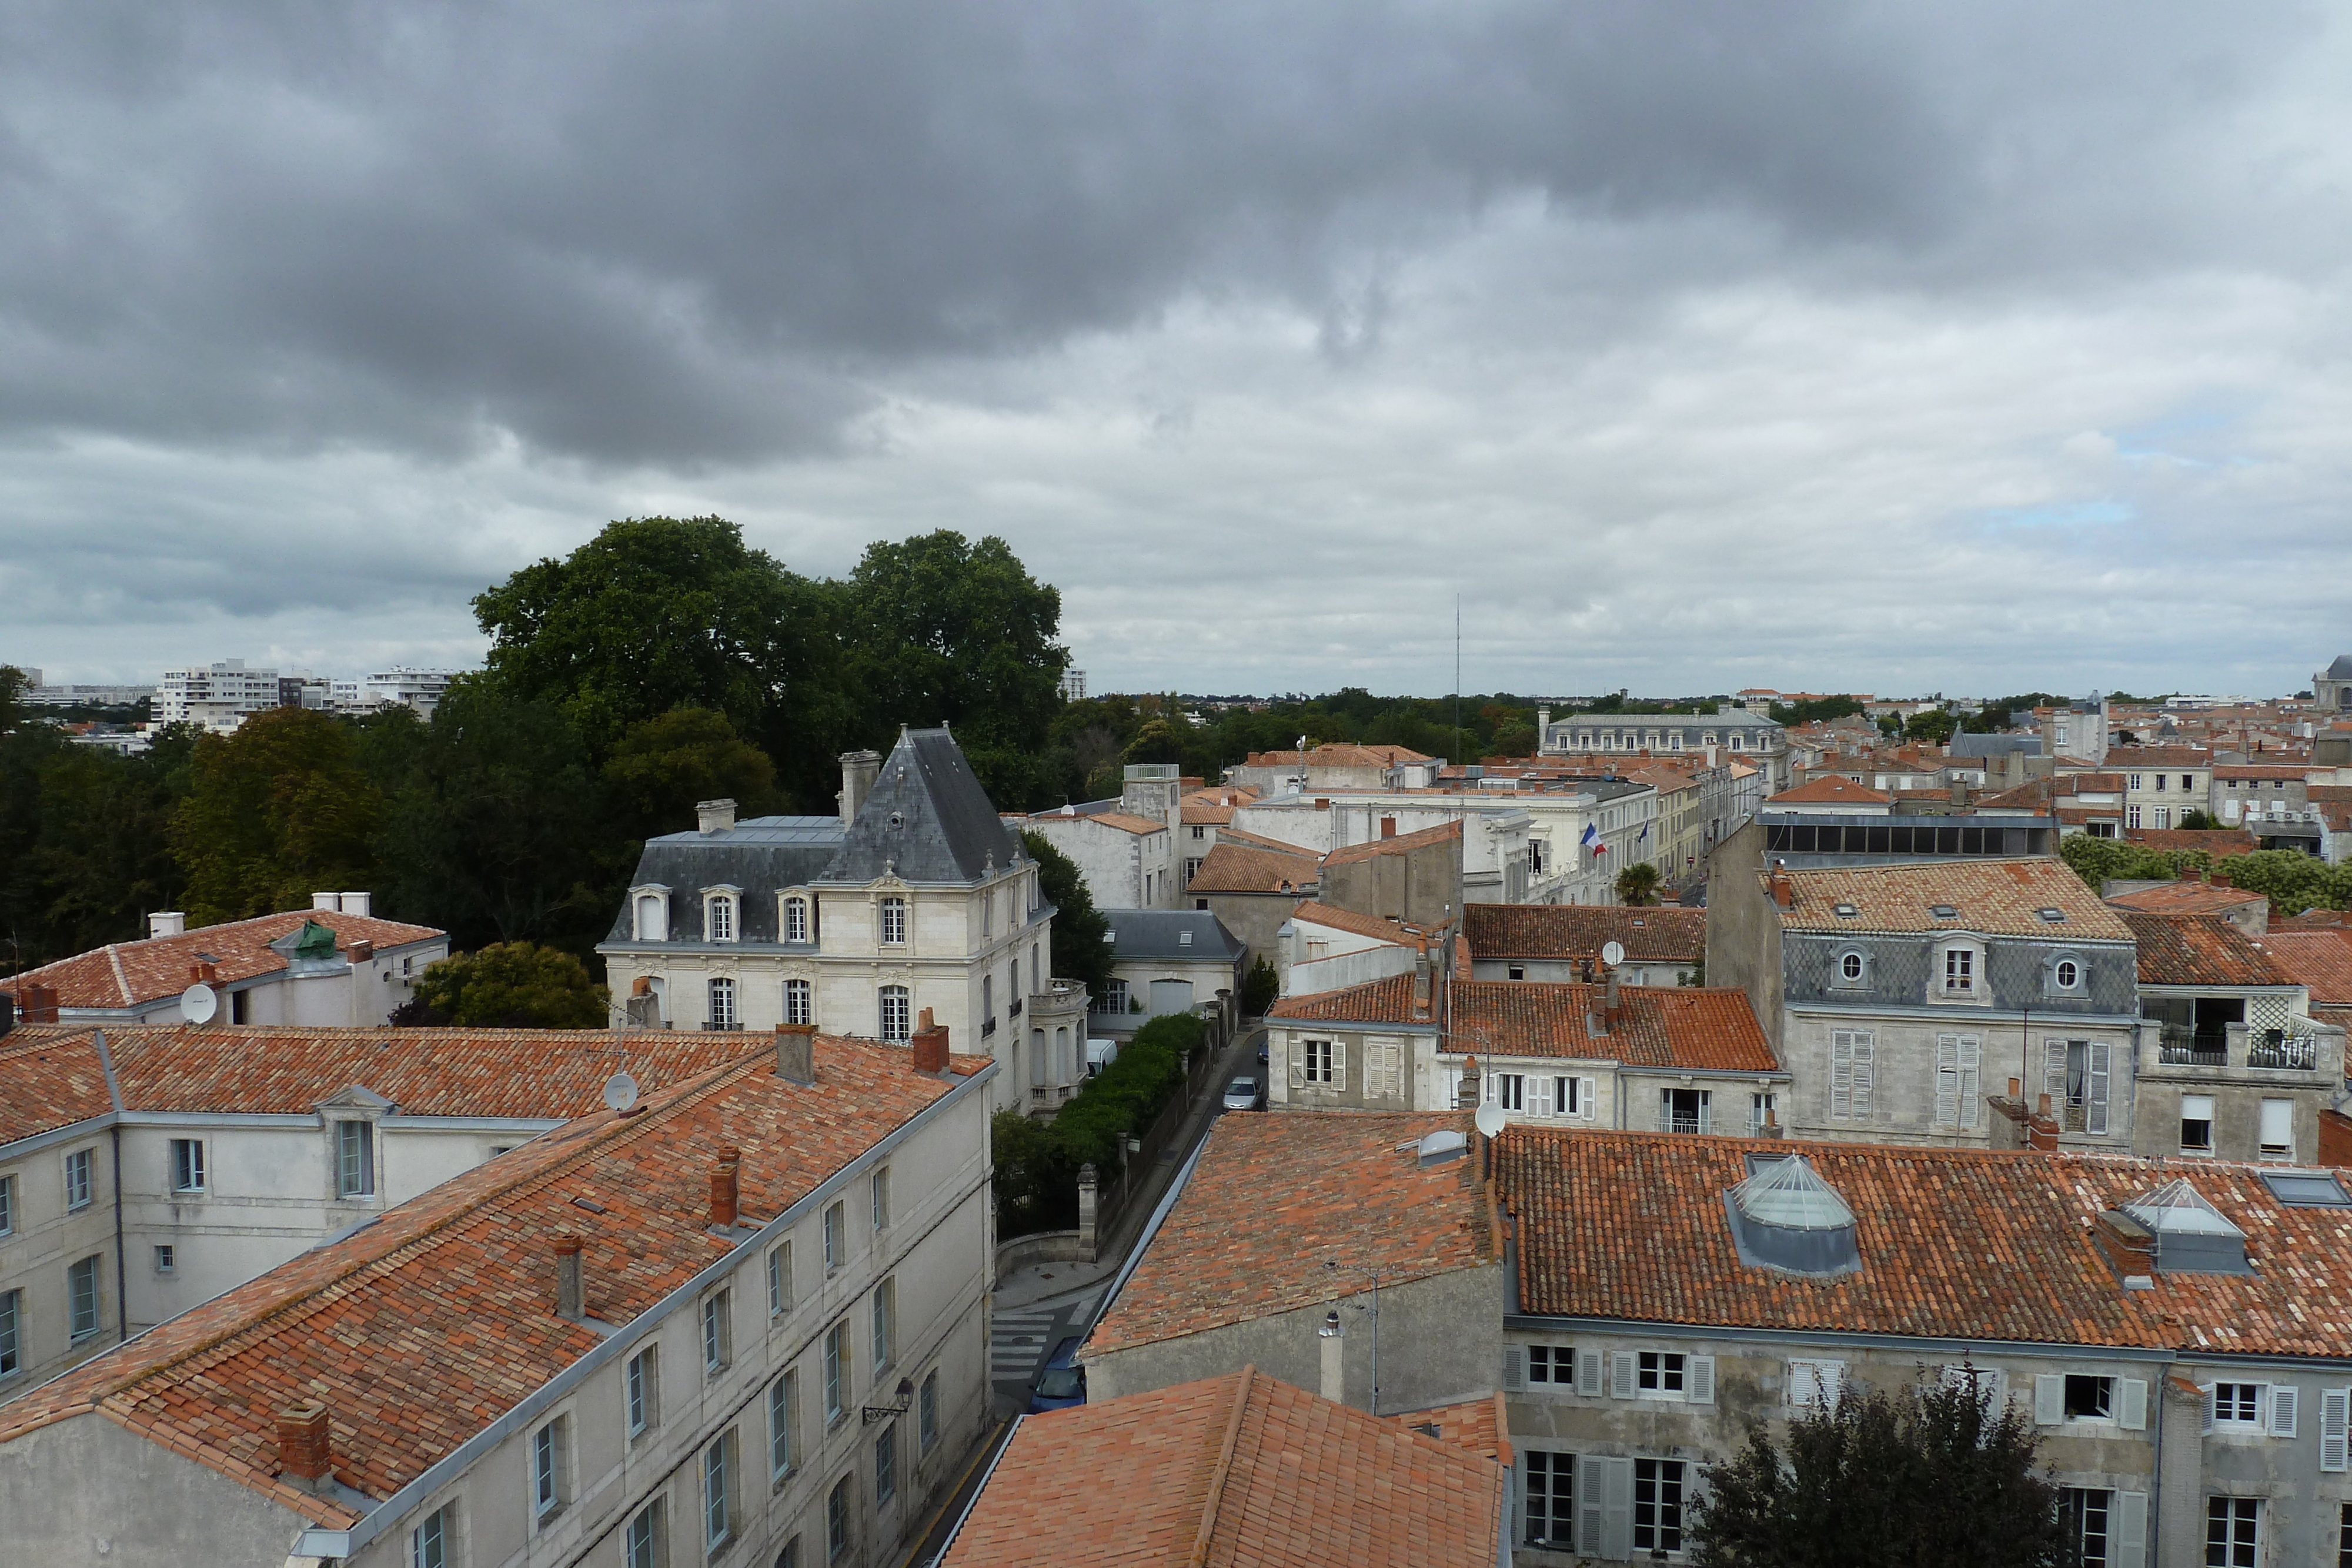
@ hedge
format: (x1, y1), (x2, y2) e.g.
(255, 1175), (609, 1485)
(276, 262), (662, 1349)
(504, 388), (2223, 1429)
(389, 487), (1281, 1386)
(993, 1011), (1206, 1238)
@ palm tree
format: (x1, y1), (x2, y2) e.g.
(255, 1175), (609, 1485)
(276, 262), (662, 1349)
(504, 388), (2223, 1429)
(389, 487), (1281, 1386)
(1615, 862), (1661, 906)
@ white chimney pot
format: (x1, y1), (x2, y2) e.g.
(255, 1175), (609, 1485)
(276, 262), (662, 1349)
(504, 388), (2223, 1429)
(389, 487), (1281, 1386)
(149, 911), (187, 939)
(340, 892), (371, 918)
(311, 892), (341, 912)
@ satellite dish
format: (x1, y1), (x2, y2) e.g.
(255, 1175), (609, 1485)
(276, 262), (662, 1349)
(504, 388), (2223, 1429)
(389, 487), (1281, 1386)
(179, 983), (218, 1026)
(1601, 940), (1626, 968)
(602, 1071), (640, 1114)
(1474, 1100), (1508, 1139)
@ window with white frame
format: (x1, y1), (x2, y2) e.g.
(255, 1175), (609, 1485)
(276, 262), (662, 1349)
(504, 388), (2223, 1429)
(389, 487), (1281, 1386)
(2180, 1094), (2215, 1155)
(65, 1146), (93, 1211)
(785, 978), (813, 1027)
(2062, 1488), (2114, 1567)
(170, 1138), (206, 1193)
(2211, 1382), (2266, 1429)
(626, 1346), (659, 1437)
(411, 1503), (455, 1568)
(1524, 1343), (1579, 1385)
(1304, 1039), (1334, 1084)
(769, 1241), (793, 1316)
(1633, 1459), (1684, 1553)
(67, 1254), (101, 1340)
(0, 1173), (13, 1236)
(784, 895), (810, 943)
(770, 1370), (799, 1479)
(1835, 950), (1866, 986)
(707, 977), (738, 1029)
(878, 986), (910, 1043)
(1788, 1359), (1845, 1410)
(1749, 1092), (1777, 1136)
(702, 1429), (736, 1551)
(871, 1278), (896, 1372)
(705, 891), (737, 942)
(1659, 1088), (1710, 1134)
(1524, 1449), (1573, 1548)
(336, 1119), (376, 1197)
(1942, 945), (1977, 995)
(634, 891), (668, 942)
(702, 1288), (731, 1375)
(880, 897), (907, 945)
(1556, 1075), (1595, 1119)
(1935, 1035), (1982, 1129)
(1639, 1351), (1686, 1396)
(531, 1414), (570, 1524)
(2043, 1039), (2111, 1135)
(2051, 956), (2083, 994)
(2207, 1496), (2259, 1567)
(2260, 1098), (2294, 1160)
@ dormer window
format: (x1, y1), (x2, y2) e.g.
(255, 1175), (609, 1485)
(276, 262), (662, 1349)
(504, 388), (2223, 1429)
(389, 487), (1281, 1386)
(880, 897), (908, 945)
(2048, 955), (2084, 995)
(704, 890), (739, 944)
(1943, 948), (1973, 994)
(631, 886), (671, 942)
(783, 895), (810, 944)
(1834, 951), (1867, 987)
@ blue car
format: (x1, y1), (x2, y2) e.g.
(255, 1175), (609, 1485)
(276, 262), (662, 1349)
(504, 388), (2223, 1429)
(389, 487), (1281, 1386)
(1028, 1335), (1087, 1413)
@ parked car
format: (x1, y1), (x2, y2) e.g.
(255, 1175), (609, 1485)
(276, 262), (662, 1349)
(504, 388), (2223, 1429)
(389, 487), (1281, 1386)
(1028, 1336), (1087, 1413)
(1256, 1041), (1269, 1066)
(1222, 1075), (1266, 1111)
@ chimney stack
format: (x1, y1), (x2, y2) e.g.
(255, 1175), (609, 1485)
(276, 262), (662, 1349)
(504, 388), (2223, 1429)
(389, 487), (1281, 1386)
(554, 1233), (584, 1320)
(312, 892), (341, 912)
(1380, 815), (1397, 840)
(696, 798), (737, 835)
(838, 750), (883, 828)
(1318, 1310), (1347, 1405)
(911, 1007), (950, 1074)
(16, 984), (58, 1024)
(276, 1402), (334, 1492)
(1454, 1055), (1482, 1111)
(1768, 864), (1795, 910)
(346, 940), (373, 964)
(774, 1022), (817, 1084)
(710, 1147), (741, 1228)
(1412, 948), (1431, 1019)
(149, 911), (187, 939)
(2028, 1094), (2061, 1152)
(1759, 1106), (1786, 1139)
(188, 961), (219, 986)
(1604, 969), (1624, 1031)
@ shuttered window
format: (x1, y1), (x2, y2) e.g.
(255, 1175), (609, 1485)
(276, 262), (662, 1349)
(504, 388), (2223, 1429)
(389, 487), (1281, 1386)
(2043, 1039), (2111, 1135)
(1788, 1359), (1846, 1410)
(2320, 1388), (2350, 1472)
(1830, 1031), (1874, 1120)
(1935, 1035), (1982, 1129)
(1524, 1450), (1573, 1548)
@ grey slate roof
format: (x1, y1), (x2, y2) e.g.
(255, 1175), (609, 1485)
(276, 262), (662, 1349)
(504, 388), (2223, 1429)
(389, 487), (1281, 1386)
(818, 727), (1018, 885)
(1950, 733), (2043, 758)
(1100, 910), (1246, 964)
(2328, 654), (2352, 680)
(604, 816), (844, 945)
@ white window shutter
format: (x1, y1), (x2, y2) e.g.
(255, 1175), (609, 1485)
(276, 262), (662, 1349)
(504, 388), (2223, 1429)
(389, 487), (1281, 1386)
(1850, 1037), (1873, 1117)
(2270, 1384), (2299, 1438)
(1528, 1075), (1552, 1116)
(1332, 1040), (1347, 1092)
(2119, 1378), (2148, 1431)
(1289, 1042), (1306, 1086)
(1958, 1037), (1982, 1129)
(2320, 1388), (2350, 1472)
(1610, 1350), (1637, 1400)
(1935, 1036), (1959, 1128)
(1501, 1347), (1526, 1392)
(1581, 1076), (1598, 1120)
(2043, 1039), (2067, 1102)
(1830, 1032), (1853, 1119)
(2087, 1042), (2111, 1135)
(1576, 1350), (1603, 1398)
(2200, 1385), (2216, 1436)
(1688, 1355), (1716, 1405)
(1576, 1456), (1606, 1557)
(1601, 1457), (1634, 1561)
(2033, 1374), (2064, 1426)
(2113, 1490), (2147, 1567)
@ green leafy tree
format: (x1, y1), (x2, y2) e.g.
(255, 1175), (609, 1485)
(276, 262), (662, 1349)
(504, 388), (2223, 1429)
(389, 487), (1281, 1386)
(1690, 1372), (2069, 1568)
(471, 516), (848, 804)
(2057, 834), (2206, 892)
(602, 707), (777, 837)
(844, 530), (1069, 809)
(1903, 709), (1957, 745)
(1021, 830), (1114, 1002)
(992, 1012), (1204, 1236)
(29, 730), (195, 958)
(1489, 721), (1538, 758)
(1242, 955), (1278, 1015)
(1615, 862), (1662, 906)
(2179, 809), (2216, 831)
(2221, 850), (2352, 917)
(1122, 716), (1189, 766)
(404, 941), (609, 1028)
(170, 708), (383, 924)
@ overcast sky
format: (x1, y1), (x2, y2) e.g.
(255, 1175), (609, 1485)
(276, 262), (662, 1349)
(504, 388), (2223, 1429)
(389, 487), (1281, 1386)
(4, 2), (2348, 700)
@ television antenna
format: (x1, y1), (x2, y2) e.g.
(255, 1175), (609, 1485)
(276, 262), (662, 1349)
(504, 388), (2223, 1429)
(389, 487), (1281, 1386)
(179, 982), (218, 1026)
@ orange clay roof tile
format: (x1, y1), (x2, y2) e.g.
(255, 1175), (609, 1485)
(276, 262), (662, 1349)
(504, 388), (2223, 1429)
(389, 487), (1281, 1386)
(1779, 859), (2132, 940)
(4, 909), (443, 1010)
(2116, 911), (2295, 988)
(1462, 903), (1704, 963)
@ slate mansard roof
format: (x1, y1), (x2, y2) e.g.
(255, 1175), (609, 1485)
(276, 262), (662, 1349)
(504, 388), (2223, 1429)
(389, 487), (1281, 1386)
(1101, 909), (1247, 964)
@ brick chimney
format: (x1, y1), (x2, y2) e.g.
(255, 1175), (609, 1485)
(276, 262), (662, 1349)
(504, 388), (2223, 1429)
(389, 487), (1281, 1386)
(16, 984), (58, 1024)
(774, 1022), (817, 1085)
(1603, 970), (1624, 1031)
(2092, 1209), (2157, 1281)
(1759, 1106), (1785, 1140)
(1454, 1055), (1482, 1111)
(189, 961), (219, 986)
(709, 1147), (741, 1229)
(276, 1401), (333, 1492)
(554, 1233), (584, 1320)
(1411, 948), (1432, 1020)
(1380, 815), (1397, 839)
(2027, 1094), (2062, 1152)
(2211, 870), (2234, 889)
(346, 940), (373, 964)
(911, 1007), (950, 1075)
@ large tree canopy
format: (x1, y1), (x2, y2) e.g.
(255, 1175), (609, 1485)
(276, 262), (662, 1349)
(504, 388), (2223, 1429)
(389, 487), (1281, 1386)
(170, 708), (383, 924)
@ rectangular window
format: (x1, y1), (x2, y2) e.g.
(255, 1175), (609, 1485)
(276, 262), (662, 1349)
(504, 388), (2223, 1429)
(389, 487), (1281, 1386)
(920, 1370), (939, 1452)
(2063, 1488), (2112, 1567)
(825, 1322), (850, 1424)
(2043, 1039), (2112, 1136)
(1934, 1035), (1982, 1129)
(65, 1147), (93, 1211)
(2213, 1382), (2264, 1426)
(1304, 1039), (1334, 1084)
(627, 1347), (659, 1437)
(871, 1279), (896, 1371)
(170, 1138), (206, 1193)
(709, 896), (736, 942)
(2206, 1496), (2259, 1567)
(880, 897), (907, 945)
(0, 1173), (12, 1235)
(2181, 1094), (2216, 1155)
(1525, 1450), (1573, 1547)
(1526, 1345), (1575, 1384)
(785, 897), (810, 944)
(785, 978), (813, 1026)
(1789, 1359), (1845, 1409)
(1638, 1352), (1686, 1396)
(2153, 806), (2171, 828)
(1830, 1031), (1875, 1120)
(776, 1539), (801, 1568)
(2341, 1502), (2351, 1568)
(2065, 1375), (2114, 1420)
(878, 986), (910, 1042)
(1558, 1076), (1593, 1118)
(1632, 1458), (1683, 1553)
(1184, 857), (1204, 883)
(702, 1289), (731, 1375)
(532, 1416), (568, 1523)
(703, 1431), (733, 1550)
(411, 1505), (452, 1568)
(1943, 948), (1974, 993)
(2260, 1099), (2294, 1159)
(0, 1289), (20, 1378)
(771, 1371), (799, 1478)
(155, 1244), (175, 1273)
(769, 1242), (793, 1316)
(68, 1254), (101, 1340)
(825, 1202), (846, 1273)
(875, 1422), (897, 1506)
(1660, 1088), (1710, 1135)
(828, 1476), (853, 1562)
(707, 977), (738, 1029)
(625, 1499), (665, 1568)
(1749, 1092), (1776, 1136)
(2128, 804), (2143, 830)
(872, 1168), (891, 1233)
(1496, 1074), (1526, 1112)
(336, 1120), (375, 1198)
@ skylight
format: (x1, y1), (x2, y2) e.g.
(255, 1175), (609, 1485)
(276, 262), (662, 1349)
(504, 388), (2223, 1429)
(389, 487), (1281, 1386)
(1929, 904), (1960, 919)
(1723, 1156), (1860, 1278)
(2259, 1171), (2352, 1209)
(1833, 902), (1859, 918)
(2037, 908), (2067, 923)
(2121, 1178), (2252, 1276)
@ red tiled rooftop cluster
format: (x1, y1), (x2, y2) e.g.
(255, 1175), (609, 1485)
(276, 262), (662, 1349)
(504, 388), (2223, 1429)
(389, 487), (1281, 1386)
(4, 909), (443, 1008)
(1462, 902), (1705, 964)
(2114, 911), (2294, 989)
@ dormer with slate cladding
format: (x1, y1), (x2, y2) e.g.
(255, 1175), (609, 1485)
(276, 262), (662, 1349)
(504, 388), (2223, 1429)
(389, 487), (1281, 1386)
(599, 727), (1067, 1114)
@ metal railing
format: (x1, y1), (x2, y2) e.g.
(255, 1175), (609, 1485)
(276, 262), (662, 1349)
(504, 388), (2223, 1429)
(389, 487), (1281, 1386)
(2249, 1033), (2319, 1072)
(2156, 1025), (2227, 1066)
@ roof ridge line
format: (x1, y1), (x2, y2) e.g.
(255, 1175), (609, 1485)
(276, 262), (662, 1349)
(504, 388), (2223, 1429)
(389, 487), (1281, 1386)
(105, 944), (132, 1008)
(1184, 1365), (1255, 1568)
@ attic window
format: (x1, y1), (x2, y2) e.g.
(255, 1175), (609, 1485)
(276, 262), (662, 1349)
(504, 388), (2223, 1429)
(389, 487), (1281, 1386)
(1929, 904), (1960, 920)
(1178, 931), (1193, 946)
(2259, 1171), (2352, 1209)
(2121, 1179), (2251, 1276)
(1833, 902), (1859, 918)
(1723, 1156), (1860, 1279)
(2037, 908), (2067, 924)
(888, 812), (904, 830)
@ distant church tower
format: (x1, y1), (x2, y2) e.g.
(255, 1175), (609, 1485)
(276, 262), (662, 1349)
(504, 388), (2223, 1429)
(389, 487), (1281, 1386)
(2317, 655), (2352, 714)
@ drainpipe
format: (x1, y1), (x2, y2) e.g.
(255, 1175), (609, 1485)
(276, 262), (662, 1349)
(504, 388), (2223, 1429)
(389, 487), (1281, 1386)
(93, 1027), (129, 1346)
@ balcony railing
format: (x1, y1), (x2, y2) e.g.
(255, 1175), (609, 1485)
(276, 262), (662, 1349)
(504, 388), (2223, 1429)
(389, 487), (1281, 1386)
(2249, 1033), (2319, 1072)
(981, 1017), (997, 1038)
(2156, 1025), (2228, 1067)
(1009, 997), (1022, 1018)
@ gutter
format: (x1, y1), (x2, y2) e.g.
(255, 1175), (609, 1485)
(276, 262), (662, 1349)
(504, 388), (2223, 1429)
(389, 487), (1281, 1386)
(1083, 1125), (1215, 1344)
(93, 1028), (128, 1348)
(923, 1415), (1023, 1568)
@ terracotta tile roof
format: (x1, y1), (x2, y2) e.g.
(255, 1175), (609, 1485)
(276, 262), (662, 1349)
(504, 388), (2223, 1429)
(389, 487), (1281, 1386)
(1462, 903), (1705, 964)
(2214, 764), (2311, 780)
(1779, 859), (2133, 940)
(2277, 908), (2352, 931)
(2264, 931), (2352, 1004)
(2124, 827), (2259, 858)
(1181, 804), (1238, 825)
(1321, 820), (1461, 865)
(1265, 972), (1776, 1072)
(3, 910), (444, 1010)
(941, 1369), (1504, 1568)
(1085, 1112), (1492, 1357)
(0, 1037), (973, 1514)
(1215, 825), (1317, 854)
(2117, 911), (2294, 988)
(2104, 881), (2269, 917)
(0, 1024), (754, 1146)
(2104, 745), (2215, 768)
(1287, 902), (1431, 947)
(1187, 840), (1320, 895)
(1499, 1126), (2352, 1358)
(1385, 1392), (1512, 1466)
(1241, 744), (1434, 768)
(1081, 811), (1169, 836)
(1265, 974), (1424, 1025)
(1769, 777), (1892, 805)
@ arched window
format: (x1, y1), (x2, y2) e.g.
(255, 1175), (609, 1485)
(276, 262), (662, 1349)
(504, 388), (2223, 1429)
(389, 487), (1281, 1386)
(634, 893), (667, 942)
(878, 986), (910, 1042)
(2049, 957), (2084, 995)
(783, 897), (810, 944)
(785, 978), (812, 1026)
(1838, 952), (1866, 984)
(880, 897), (908, 945)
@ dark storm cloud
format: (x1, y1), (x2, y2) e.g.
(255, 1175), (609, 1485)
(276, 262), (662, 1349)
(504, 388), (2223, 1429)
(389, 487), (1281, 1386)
(0, 1), (2316, 467)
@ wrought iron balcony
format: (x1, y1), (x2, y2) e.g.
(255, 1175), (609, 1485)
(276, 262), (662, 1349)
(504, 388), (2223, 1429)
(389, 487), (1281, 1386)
(2155, 1025), (2227, 1067)
(2249, 1032), (2319, 1072)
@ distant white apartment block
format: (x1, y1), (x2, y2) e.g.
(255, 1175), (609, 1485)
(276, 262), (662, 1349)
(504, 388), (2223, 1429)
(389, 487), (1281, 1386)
(1061, 668), (1087, 701)
(359, 666), (456, 716)
(155, 660), (287, 733)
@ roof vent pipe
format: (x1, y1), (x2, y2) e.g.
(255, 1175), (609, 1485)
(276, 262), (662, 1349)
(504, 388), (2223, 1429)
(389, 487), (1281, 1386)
(710, 1147), (741, 1228)
(149, 911), (187, 938)
(1318, 1310), (1347, 1404)
(554, 1233), (584, 1320)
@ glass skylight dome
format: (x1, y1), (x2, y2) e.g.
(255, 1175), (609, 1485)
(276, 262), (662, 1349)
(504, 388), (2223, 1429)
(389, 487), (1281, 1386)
(2120, 1178), (2251, 1275)
(1724, 1156), (1861, 1278)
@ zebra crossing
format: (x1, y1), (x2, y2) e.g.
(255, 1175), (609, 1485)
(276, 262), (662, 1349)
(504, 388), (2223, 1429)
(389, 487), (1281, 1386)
(989, 1300), (1069, 1390)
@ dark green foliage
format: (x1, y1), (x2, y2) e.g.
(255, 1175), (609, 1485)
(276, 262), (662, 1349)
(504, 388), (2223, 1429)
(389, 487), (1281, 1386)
(2179, 809), (2216, 830)
(403, 941), (609, 1028)
(601, 707), (777, 838)
(1903, 709), (1957, 744)
(1766, 696), (1868, 727)
(1965, 694), (2067, 733)
(993, 1012), (1205, 1236)
(1690, 1372), (2069, 1568)
(1242, 955), (1278, 1015)
(2058, 834), (2208, 891)
(2221, 850), (2352, 916)
(169, 708), (383, 924)
(1021, 831), (1114, 1002)
(1615, 862), (1662, 905)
